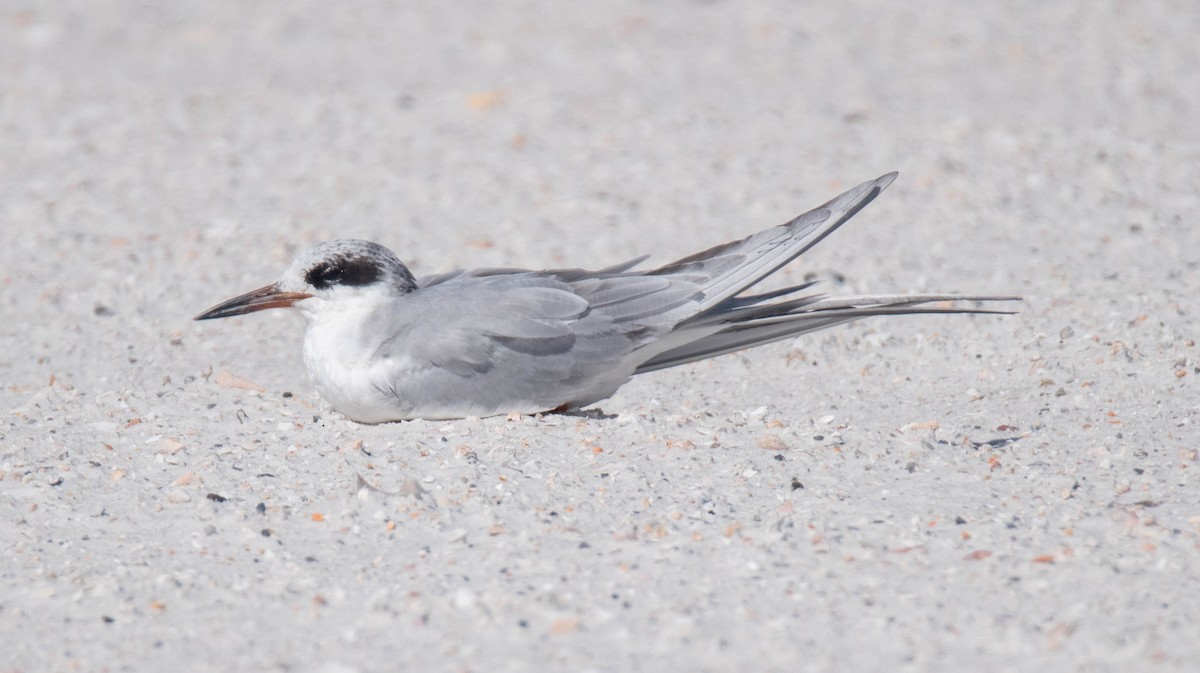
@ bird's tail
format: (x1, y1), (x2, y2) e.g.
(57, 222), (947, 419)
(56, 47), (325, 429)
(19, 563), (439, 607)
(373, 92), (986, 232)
(634, 293), (1019, 374)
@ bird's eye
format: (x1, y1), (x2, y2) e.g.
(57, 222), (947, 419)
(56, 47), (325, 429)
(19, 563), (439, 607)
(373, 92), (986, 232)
(320, 266), (345, 284)
(306, 263), (346, 289)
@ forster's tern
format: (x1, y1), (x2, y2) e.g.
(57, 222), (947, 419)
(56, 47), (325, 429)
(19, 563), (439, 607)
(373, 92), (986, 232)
(196, 173), (1016, 422)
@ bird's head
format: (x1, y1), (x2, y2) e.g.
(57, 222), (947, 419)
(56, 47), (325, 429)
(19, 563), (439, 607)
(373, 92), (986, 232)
(194, 239), (416, 323)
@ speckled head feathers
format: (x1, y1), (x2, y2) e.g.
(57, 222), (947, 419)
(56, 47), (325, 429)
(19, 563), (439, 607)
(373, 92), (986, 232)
(281, 239), (416, 296)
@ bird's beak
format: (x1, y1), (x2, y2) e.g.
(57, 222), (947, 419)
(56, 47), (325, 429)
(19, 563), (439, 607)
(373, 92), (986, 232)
(193, 284), (313, 320)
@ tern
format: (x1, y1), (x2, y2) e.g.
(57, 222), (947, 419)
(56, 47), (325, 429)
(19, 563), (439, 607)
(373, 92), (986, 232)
(195, 173), (1016, 422)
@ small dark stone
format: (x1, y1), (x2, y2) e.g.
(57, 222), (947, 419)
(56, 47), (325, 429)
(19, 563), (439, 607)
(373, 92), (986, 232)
(206, 493), (227, 503)
(813, 435), (824, 441)
(790, 477), (804, 490)
(102, 616), (114, 623)
(93, 304), (114, 317)
(261, 528), (271, 537)
(955, 516), (967, 525)
(282, 391), (293, 398)
(256, 502), (267, 514)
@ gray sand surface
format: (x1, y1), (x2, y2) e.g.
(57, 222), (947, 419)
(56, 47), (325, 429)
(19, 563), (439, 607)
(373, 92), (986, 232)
(2, 2), (1198, 671)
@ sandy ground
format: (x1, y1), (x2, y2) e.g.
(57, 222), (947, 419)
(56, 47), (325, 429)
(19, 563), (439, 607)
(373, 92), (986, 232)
(2, 2), (1198, 672)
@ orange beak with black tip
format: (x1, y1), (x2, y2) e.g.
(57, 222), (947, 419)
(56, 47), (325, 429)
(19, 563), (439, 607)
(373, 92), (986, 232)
(193, 284), (313, 320)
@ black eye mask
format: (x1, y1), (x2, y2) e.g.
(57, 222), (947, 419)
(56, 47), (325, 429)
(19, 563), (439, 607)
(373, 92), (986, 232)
(306, 257), (383, 289)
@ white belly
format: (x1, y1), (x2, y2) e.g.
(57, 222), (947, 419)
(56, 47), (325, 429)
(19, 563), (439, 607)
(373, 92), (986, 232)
(302, 319), (403, 423)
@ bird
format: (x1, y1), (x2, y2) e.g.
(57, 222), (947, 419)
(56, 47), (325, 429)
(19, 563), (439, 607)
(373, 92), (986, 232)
(195, 173), (1017, 423)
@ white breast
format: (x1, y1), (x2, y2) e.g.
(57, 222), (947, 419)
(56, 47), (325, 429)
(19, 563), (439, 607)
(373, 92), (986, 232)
(297, 291), (424, 423)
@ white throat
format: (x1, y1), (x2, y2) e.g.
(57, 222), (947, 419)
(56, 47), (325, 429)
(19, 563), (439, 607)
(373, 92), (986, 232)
(297, 285), (404, 423)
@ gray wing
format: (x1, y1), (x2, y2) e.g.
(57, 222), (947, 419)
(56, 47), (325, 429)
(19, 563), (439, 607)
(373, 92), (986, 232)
(396, 270), (713, 365)
(408, 173), (897, 340)
(367, 270), (709, 412)
(384, 275), (591, 374)
(366, 172), (1016, 413)
(381, 174), (904, 386)
(649, 173), (898, 316)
